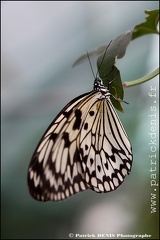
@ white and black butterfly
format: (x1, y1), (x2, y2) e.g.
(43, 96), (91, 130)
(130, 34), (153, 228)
(28, 71), (133, 201)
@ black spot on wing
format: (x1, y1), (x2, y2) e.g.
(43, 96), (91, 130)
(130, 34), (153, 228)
(73, 109), (82, 130)
(63, 109), (73, 118)
(90, 158), (94, 165)
(50, 133), (58, 141)
(97, 165), (101, 172)
(30, 155), (43, 174)
(89, 111), (94, 116)
(110, 154), (116, 163)
(84, 122), (88, 130)
(63, 132), (70, 147)
(85, 144), (88, 150)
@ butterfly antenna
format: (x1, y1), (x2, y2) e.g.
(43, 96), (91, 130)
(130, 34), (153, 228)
(87, 51), (96, 79)
(95, 40), (113, 78)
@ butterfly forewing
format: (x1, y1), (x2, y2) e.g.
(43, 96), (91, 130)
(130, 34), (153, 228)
(28, 78), (133, 201)
(28, 91), (98, 201)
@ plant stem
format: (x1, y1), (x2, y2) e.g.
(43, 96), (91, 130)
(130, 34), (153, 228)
(123, 68), (159, 87)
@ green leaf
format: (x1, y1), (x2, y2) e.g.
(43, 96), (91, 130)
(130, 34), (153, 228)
(103, 66), (124, 112)
(97, 30), (133, 112)
(132, 9), (159, 40)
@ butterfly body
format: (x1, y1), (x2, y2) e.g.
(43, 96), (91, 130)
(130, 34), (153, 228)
(28, 78), (132, 201)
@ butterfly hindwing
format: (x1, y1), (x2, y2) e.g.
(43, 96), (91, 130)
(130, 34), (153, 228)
(79, 94), (132, 193)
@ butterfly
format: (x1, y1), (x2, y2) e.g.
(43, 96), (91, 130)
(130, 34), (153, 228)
(28, 71), (133, 201)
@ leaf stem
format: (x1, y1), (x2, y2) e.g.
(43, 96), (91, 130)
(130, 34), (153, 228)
(123, 68), (159, 87)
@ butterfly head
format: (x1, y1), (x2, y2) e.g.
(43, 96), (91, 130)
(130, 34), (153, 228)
(94, 77), (103, 89)
(94, 77), (109, 96)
